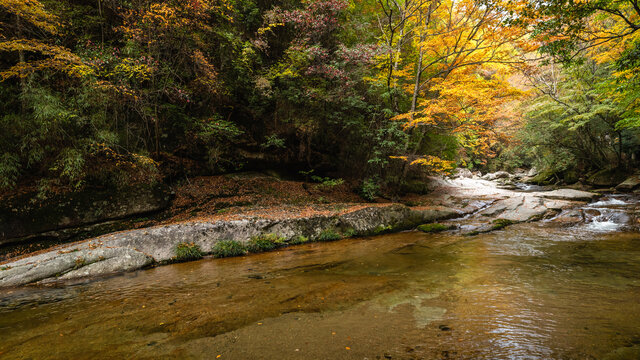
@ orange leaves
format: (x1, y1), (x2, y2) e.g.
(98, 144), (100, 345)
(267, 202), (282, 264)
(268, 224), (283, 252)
(385, 0), (529, 166)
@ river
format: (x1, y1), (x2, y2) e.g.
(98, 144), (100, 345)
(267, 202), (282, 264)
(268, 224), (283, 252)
(1, 196), (640, 359)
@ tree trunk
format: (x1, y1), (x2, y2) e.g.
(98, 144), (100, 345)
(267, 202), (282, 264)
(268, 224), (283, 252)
(16, 15), (27, 114)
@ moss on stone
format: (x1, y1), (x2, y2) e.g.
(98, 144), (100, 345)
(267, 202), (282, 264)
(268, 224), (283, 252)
(373, 224), (393, 235)
(491, 219), (517, 230)
(417, 223), (449, 233)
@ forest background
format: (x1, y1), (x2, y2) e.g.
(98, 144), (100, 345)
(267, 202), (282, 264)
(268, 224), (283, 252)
(1, 0), (640, 199)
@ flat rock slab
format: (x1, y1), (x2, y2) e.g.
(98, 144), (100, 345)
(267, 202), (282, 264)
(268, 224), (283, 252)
(536, 189), (598, 202)
(0, 205), (459, 288)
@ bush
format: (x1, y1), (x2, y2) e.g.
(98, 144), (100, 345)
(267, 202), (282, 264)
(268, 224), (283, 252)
(360, 177), (380, 201)
(417, 223), (449, 233)
(175, 242), (204, 261)
(342, 227), (357, 238)
(212, 240), (247, 258)
(288, 235), (311, 245)
(247, 233), (285, 253)
(317, 229), (342, 242)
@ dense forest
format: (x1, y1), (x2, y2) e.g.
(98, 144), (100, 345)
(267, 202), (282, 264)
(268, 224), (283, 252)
(1, 0), (640, 198)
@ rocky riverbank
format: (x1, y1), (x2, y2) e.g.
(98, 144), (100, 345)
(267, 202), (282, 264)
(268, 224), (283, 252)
(0, 173), (606, 288)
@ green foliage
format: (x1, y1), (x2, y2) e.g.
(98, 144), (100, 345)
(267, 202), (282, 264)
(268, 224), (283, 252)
(212, 240), (247, 258)
(360, 177), (380, 201)
(316, 229), (342, 242)
(288, 235), (311, 245)
(247, 233), (285, 252)
(311, 176), (344, 187)
(496, 60), (640, 180)
(174, 242), (204, 262)
(0, 153), (20, 189)
(417, 223), (449, 233)
(373, 224), (393, 234)
(342, 228), (357, 238)
(261, 134), (286, 149)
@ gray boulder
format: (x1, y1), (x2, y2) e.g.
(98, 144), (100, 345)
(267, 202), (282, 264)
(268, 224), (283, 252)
(537, 189), (598, 202)
(616, 175), (640, 191)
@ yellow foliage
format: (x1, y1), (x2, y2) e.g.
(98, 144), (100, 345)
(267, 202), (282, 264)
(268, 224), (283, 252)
(0, 39), (92, 80)
(0, 0), (60, 34)
(409, 156), (456, 173)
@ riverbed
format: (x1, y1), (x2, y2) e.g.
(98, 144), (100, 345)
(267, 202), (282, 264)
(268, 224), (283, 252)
(1, 216), (639, 359)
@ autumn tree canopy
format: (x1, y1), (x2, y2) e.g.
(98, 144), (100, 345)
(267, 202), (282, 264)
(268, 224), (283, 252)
(0, 0), (639, 194)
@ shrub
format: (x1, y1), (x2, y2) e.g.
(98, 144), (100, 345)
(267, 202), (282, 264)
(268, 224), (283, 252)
(360, 177), (380, 201)
(212, 240), (247, 258)
(175, 242), (204, 261)
(342, 228), (357, 238)
(317, 229), (342, 242)
(311, 175), (345, 187)
(289, 235), (311, 245)
(417, 223), (449, 233)
(247, 233), (285, 253)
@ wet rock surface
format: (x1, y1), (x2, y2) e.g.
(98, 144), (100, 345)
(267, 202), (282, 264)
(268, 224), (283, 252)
(0, 176), (607, 288)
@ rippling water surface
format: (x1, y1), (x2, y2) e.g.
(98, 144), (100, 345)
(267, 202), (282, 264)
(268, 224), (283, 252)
(1, 222), (640, 359)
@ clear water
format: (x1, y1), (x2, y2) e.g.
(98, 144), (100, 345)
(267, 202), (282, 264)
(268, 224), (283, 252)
(1, 223), (640, 359)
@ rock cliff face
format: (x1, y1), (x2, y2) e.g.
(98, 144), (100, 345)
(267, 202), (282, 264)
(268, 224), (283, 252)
(0, 184), (172, 246)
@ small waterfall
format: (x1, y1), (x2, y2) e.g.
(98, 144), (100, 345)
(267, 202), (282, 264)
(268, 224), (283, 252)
(583, 195), (633, 232)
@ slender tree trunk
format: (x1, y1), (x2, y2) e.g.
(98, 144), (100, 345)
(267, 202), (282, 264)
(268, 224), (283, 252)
(16, 15), (27, 114)
(410, 47), (424, 117)
(98, 0), (104, 48)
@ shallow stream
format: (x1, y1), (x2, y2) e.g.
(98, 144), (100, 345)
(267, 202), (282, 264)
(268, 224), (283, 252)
(1, 197), (640, 359)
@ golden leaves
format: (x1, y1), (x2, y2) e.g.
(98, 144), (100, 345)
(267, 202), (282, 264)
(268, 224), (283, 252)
(0, 0), (60, 34)
(0, 39), (92, 81)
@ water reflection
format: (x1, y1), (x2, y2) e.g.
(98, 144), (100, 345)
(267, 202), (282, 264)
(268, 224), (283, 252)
(1, 225), (640, 359)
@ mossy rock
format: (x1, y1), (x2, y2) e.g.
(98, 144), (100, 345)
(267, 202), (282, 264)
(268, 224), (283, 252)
(401, 180), (431, 195)
(316, 229), (342, 242)
(561, 169), (580, 184)
(528, 168), (556, 185)
(587, 168), (628, 187)
(490, 219), (517, 230)
(417, 223), (449, 233)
